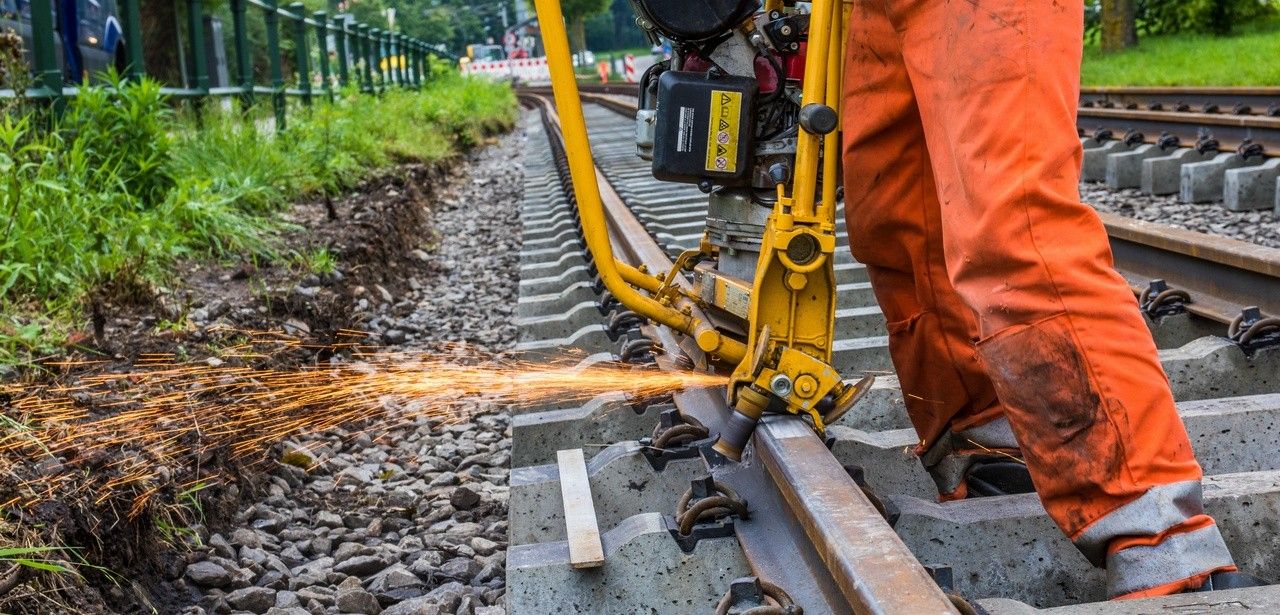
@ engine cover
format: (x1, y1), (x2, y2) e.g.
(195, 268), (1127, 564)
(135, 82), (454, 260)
(652, 71), (757, 185)
(631, 0), (758, 42)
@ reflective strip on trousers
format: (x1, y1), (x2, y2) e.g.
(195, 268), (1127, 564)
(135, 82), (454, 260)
(1106, 524), (1235, 597)
(1073, 481), (1212, 565)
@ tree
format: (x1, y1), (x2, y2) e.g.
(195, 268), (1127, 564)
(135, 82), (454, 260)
(527, 0), (609, 62)
(1100, 0), (1137, 51)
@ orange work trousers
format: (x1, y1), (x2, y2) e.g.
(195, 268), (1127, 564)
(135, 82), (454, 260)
(840, 0), (1235, 598)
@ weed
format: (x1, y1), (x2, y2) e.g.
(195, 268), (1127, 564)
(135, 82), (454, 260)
(292, 248), (337, 276)
(154, 482), (210, 548)
(0, 546), (72, 574)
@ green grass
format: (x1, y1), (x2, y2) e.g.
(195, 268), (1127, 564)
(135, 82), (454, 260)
(0, 69), (516, 365)
(0, 546), (72, 574)
(1082, 16), (1280, 86)
(291, 248), (337, 276)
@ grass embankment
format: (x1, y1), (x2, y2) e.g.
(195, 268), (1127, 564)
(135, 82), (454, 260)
(1082, 16), (1280, 86)
(0, 71), (516, 365)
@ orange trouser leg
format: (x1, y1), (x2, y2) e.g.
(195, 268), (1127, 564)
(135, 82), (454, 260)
(841, 0), (1235, 597)
(838, 0), (1003, 453)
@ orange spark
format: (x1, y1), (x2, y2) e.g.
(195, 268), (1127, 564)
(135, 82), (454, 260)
(0, 333), (725, 517)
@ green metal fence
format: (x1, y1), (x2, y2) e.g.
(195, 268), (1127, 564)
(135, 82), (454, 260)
(16, 0), (453, 130)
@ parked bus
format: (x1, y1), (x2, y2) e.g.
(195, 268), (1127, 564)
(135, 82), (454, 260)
(1, 0), (125, 83)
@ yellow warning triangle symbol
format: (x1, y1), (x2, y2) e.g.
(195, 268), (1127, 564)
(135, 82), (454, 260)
(717, 144), (729, 156)
(718, 118), (730, 131)
(720, 92), (732, 105)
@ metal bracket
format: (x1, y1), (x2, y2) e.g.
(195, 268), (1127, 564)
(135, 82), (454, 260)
(925, 564), (955, 592)
(664, 514), (736, 553)
(1230, 306), (1280, 353)
(639, 433), (707, 472)
(1140, 278), (1190, 318)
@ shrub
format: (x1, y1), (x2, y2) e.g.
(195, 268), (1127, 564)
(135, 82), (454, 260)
(0, 73), (516, 364)
(1086, 0), (1277, 39)
(61, 72), (175, 207)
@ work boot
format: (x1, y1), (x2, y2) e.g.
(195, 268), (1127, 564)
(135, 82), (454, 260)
(1191, 570), (1271, 592)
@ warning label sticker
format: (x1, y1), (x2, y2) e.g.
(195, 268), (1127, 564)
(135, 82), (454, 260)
(676, 107), (695, 153)
(705, 90), (741, 173)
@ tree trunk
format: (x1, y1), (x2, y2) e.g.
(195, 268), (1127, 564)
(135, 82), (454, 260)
(141, 0), (181, 83)
(571, 18), (587, 66)
(1100, 0), (1138, 52)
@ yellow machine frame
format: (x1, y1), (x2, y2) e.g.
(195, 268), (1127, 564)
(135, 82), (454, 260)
(532, 0), (864, 457)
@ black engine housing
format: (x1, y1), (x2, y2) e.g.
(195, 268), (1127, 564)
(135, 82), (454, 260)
(651, 70), (757, 184)
(631, 0), (758, 42)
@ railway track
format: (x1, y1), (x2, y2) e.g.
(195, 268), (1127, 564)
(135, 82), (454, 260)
(542, 82), (1280, 212)
(504, 91), (1280, 613)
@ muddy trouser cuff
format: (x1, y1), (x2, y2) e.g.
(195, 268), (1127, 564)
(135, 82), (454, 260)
(1071, 480), (1236, 597)
(1105, 524), (1235, 597)
(920, 416), (1020, 495)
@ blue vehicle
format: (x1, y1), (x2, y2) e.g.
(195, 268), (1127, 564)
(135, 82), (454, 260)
(1, 0), (125, 83)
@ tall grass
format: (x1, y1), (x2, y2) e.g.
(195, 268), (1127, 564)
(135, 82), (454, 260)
(1082, 15), (1280, 86)
(0, 70), (516, 364)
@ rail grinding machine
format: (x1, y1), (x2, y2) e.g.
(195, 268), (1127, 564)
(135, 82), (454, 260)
(532, 0), (865, 459)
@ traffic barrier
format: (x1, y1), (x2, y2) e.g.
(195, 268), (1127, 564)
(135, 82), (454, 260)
(465, 57), (551, 83)
(624, 54), (636, 83)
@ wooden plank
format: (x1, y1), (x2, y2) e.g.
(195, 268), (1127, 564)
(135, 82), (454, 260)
(556, 448), (605, 568)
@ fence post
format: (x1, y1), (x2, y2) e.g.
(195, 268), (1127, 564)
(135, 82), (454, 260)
(396, 34), (408, 86)
(391, 34), (401, 86)
(313, 11), (333, 102)
(415, 42), (424, 87)
(334, 15), (349, 88)
(368, 28), (381, 92)
(27, 0), (62, 113)
(385, 32), (395, 86)
(289, 3), (312, 106)
(230, 0), (253, 109)
(264, 0), (287, 130)
(379, 30), (391, 89)
(186, 0), (209, 94)
(406, 36), (416, 86)
(118, 0), (145, 79)
(357, 24), (373, 93)
(408, 41), (419, 88)
(420, 45), (431, 85)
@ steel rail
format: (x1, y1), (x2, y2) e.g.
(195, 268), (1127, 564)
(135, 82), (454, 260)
(1077, 107), (1280, 156)
(1103, 214), (1280, 323)
(1080, 86), (1280, 116)
(522, 92), (961, 615)
(569, 84), (1280, 324)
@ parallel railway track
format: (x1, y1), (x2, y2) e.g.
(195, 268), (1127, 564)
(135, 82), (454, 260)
(544, 82), (1280, 156)
(504, 89), (1280, 614)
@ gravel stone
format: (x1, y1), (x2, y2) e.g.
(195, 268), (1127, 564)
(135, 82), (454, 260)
(230, 528), (262, 549)
(335, 587), (382, 614)
(380, 597), (443, 615)
(448, 487), (481, 511)
(334, 554), (388, 576)
(226, 586), (276, 614)
(185, 561), (234, 588)
(315, 511), (344, 529)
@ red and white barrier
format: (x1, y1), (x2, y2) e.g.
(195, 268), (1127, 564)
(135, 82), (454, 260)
(463, 57), (551, 83)
(623, 54), (636, 83)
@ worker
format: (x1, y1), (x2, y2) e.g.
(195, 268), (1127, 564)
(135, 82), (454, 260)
(839, 0), (1265, 599)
